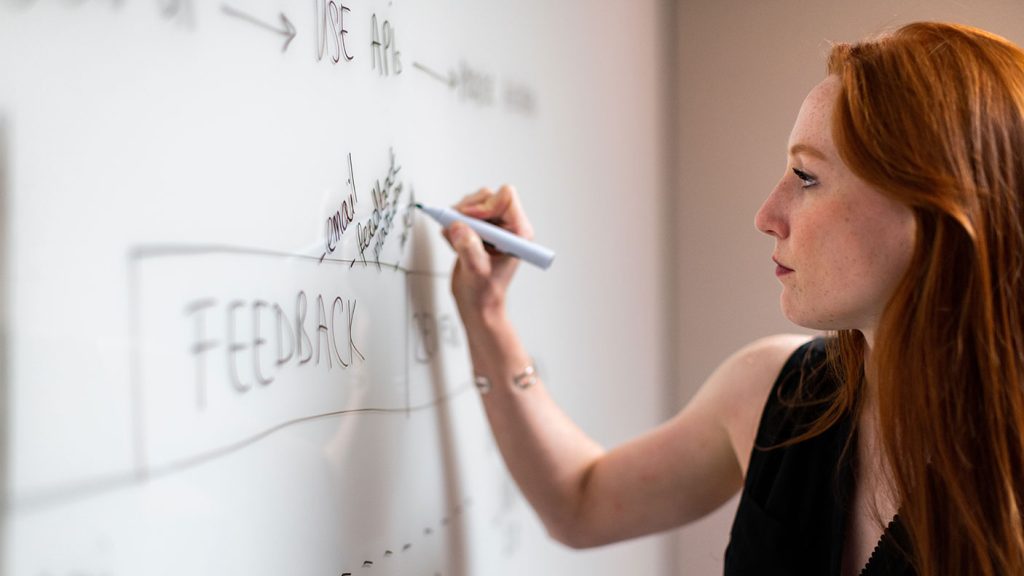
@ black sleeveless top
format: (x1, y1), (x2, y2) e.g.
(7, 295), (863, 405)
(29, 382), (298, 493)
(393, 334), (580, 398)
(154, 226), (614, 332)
(724, 338), (915, 575)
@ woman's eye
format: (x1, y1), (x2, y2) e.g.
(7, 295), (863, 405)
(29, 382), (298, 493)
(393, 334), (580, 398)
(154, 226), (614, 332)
(792, 167), (818, 188)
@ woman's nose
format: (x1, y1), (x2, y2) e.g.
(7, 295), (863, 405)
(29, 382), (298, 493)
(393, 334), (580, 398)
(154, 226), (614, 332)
(755, 181), (788, 239)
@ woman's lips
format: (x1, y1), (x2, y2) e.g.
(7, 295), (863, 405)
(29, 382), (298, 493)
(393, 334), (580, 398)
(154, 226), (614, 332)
(773, 258), (794, 277)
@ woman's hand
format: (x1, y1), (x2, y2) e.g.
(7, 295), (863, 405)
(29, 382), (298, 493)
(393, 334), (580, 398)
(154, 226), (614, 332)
(443, 185), (534, 325)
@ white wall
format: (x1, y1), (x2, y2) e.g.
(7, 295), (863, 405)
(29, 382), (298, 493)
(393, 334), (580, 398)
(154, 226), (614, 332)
(673, 1), (1024, 573)
(0, 2), (673, 575)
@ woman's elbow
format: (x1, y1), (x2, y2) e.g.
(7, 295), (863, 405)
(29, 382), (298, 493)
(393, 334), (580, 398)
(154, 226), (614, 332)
(547, 525), (594, 550)
(544, 518), (612, 550)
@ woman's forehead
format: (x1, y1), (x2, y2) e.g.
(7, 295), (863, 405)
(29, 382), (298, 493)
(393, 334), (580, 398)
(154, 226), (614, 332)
(787, 76), (841, 159)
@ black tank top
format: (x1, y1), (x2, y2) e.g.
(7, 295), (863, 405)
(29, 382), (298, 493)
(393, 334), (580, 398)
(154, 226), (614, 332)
(723, 338), (915, 575)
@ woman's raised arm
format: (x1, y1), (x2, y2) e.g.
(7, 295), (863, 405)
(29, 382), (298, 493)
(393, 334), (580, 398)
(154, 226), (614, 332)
(444, 185), (808, 548)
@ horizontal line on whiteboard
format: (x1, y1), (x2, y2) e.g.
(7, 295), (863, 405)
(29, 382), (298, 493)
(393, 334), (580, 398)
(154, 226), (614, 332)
(127, 242), (448, 278)
(5, 382), (473, 514)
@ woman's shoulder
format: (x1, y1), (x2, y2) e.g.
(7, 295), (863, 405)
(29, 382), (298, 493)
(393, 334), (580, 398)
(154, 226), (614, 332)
(702, 334), (817, 476)
(712, 333), (819, 410)
(722, 334), (818, 377)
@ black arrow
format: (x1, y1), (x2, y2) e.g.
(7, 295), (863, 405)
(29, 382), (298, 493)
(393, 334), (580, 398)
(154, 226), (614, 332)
(412, 61), (457, 89)
(221, 5), (296, 52)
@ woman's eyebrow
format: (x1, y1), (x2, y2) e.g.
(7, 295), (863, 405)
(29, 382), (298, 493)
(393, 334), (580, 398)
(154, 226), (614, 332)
(789, 142), (828, 160)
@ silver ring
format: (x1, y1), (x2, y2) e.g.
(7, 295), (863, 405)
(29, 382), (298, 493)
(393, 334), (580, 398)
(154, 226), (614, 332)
(513, 365), (537, 390)
(474, 375), (492, 394)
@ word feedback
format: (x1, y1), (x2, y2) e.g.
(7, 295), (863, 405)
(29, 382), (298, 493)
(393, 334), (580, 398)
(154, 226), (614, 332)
(185, 291), (364, 410)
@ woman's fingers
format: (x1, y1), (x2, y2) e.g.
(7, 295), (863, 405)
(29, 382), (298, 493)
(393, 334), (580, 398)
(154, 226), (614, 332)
(445, 186), (528, 316)
(455, 185), (534, 241)
(448, 221), (492, 277)
(455, 188), (494, 212)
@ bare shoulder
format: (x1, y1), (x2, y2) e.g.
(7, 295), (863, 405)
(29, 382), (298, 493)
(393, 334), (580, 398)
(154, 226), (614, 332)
(697, 334), (813, 477)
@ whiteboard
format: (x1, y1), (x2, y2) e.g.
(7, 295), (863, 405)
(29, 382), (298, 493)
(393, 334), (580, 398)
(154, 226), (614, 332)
(0, 1), (671, 574)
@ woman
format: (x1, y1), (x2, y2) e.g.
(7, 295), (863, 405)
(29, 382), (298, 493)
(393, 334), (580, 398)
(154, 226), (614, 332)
(443, 22), (1024, 575)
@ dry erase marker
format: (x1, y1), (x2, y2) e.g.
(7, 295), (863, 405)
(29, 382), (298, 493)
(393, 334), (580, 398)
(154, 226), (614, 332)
(416, 203), (556, 270)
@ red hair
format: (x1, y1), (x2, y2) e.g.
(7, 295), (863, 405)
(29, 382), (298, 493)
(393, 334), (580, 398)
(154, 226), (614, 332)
(800, 22), (1024, 574)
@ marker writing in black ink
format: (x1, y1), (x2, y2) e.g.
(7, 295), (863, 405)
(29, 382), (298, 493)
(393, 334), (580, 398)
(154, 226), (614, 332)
(315, 0), (353, 63)
(185, 291), (364, 410)
(322, 154), (359, 263)
(370, 13), (401, 76)
(412, 61), (457, 89)
(221, 4), (296, 52)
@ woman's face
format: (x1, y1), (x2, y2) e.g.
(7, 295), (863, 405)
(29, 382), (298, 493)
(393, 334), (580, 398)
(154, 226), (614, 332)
(755, 76), (917, 338)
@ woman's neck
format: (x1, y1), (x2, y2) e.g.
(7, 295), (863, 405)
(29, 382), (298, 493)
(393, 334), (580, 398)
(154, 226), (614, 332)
(860, 328), (879, 412)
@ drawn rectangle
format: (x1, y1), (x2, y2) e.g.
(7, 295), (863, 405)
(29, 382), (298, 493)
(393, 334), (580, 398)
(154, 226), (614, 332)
(132, 247), (410, 471)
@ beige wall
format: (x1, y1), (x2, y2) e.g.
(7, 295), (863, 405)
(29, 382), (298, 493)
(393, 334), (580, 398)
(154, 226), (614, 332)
(672, 1), (1024, 573)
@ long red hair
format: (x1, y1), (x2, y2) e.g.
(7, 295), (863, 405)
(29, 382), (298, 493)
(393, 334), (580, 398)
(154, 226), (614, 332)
(799, 22), (1024, 574)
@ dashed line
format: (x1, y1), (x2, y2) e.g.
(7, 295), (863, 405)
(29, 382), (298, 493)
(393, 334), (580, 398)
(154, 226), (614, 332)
(338, 498), (472, 575)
